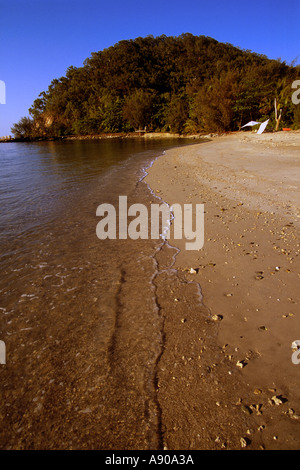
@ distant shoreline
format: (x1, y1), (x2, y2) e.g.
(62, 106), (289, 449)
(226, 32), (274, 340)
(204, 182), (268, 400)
(0, 131), (221, 143)
(3, 129), (297, 144)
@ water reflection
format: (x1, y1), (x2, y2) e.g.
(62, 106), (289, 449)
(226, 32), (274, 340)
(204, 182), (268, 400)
(0, 137), (192, 267)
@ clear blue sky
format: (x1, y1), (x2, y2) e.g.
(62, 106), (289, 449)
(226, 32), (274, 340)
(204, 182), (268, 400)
(1, 0), (299, 136)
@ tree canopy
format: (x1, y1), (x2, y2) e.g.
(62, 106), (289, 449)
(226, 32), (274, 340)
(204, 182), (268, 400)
(12, 34), (300, 139)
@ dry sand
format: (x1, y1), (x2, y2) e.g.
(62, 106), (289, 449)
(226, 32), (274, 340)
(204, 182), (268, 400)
(145, 130), (300, 450)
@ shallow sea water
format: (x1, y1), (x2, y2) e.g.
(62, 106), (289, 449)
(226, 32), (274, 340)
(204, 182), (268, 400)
(0, 137), (203, 449)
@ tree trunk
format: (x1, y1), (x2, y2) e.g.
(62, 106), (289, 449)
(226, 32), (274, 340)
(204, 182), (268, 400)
(274, 98), (282, 132)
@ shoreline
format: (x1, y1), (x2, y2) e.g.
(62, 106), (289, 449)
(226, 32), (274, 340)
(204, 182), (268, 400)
(2, 129), (298, 144)
(1, 131), (299, 449)
(144, 130), (300, 449)
(0, 131), (214, 144)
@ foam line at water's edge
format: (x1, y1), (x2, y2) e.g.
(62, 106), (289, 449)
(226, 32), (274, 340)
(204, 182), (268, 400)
(137, 150), (209, 449)
(140, 151), (204, 303)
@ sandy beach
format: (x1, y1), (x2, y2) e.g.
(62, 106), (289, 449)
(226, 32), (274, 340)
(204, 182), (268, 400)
(145, 131), (300, 450)
(1, 133), (299, 451)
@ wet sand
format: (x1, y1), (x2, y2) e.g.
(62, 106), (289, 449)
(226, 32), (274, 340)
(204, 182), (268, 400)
(145, 131), (300, 450)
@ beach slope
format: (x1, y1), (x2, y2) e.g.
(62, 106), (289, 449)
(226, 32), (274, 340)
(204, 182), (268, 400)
(145, 131), (300, 450)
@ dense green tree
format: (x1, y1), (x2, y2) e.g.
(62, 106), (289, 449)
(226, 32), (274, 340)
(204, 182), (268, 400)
(11, 116), (35, 139)
(191, 71), (238, 132)
(123, 90), (154, 130)
(11, 34), (300, 139)
(166, 94), (189, 133)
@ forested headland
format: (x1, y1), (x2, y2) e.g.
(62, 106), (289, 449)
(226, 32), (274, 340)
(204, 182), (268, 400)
(11, 34), (300, 139)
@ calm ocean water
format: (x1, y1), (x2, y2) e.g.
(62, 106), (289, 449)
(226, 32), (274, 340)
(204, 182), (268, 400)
(0, 138), (190, 287)
(0, 137), (195, 449)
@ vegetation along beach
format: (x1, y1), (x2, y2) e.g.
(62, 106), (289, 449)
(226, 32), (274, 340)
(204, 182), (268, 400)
(1, 28), (300, 451)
